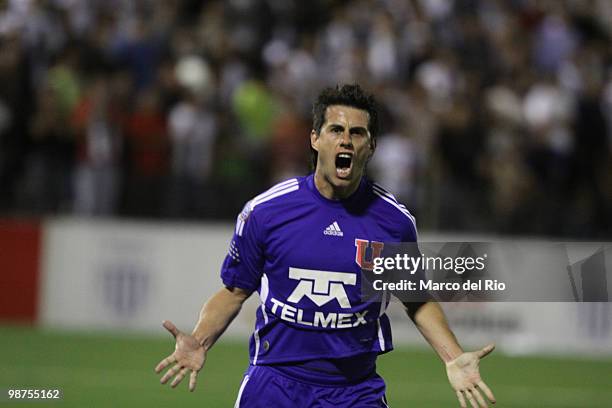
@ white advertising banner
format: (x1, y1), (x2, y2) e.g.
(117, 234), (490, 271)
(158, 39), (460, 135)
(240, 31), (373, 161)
(40, 218), (260, 337)
(40, 218), (612, 356)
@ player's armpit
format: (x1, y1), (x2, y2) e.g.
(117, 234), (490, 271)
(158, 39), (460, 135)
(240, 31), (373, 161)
(223, 286), (253, 301)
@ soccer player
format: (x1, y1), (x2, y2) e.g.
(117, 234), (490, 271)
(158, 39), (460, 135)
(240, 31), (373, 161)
(155, 84), (496, 408)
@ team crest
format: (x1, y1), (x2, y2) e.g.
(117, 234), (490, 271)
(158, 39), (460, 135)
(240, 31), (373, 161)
(355, 239), (384, 271)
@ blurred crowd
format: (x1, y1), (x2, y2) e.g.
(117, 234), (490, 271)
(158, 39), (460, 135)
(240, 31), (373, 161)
(0, 0), (611, 237)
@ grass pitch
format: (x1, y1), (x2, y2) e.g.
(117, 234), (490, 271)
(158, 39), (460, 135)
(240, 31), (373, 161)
(1, 325), (610, 407)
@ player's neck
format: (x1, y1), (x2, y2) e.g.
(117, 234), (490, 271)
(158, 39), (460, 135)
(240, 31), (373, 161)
(313, 171), (361, 201)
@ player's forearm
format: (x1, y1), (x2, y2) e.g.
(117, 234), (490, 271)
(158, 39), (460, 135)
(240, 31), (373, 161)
(191, 286), (251, 351)
(406, 301), (463, 363)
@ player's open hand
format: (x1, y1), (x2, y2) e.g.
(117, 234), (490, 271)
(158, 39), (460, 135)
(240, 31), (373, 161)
(446, 343), (496, 408)
(155, 320), (206, 392)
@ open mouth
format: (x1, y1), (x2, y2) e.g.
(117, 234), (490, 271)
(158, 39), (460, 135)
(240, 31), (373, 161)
(335, 153), (353, 178)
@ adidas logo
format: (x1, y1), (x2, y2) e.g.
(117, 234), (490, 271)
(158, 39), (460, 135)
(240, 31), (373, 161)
(324, 221), (344, 237)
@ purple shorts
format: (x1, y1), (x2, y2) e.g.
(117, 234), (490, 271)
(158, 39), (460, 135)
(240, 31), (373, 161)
(233, 364), (390, 408)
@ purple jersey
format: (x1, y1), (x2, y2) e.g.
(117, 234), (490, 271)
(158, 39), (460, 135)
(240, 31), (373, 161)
(221, 174), (417, 365)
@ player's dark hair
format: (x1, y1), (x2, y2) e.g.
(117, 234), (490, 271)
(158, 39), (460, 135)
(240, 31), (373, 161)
(310, 84), (379, 169)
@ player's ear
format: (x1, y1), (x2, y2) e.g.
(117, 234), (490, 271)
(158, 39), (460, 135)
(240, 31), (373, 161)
(368, 137), (376, 158)
(310, 129), (319, 152)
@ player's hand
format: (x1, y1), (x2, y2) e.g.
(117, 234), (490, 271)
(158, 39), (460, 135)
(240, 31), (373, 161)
(446, 343), (496, 408)
(155, 320), (206, 392)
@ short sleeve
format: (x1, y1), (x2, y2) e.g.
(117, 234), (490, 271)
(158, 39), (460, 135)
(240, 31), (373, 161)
(220, 201), (265, 291)
(402, 213), (418, 242)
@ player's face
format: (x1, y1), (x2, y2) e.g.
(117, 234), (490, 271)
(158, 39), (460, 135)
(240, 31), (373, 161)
(311, 105), (375, 199)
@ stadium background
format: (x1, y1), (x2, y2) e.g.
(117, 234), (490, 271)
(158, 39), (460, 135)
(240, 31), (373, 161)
(1, 0), (611, 407)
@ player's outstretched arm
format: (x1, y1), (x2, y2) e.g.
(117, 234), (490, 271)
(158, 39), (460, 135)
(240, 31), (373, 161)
(404, 301), (496, 408)
(155, 286), (251, 392)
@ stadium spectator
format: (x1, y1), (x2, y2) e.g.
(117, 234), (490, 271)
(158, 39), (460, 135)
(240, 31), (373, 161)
(70, 75), (121, 215)
(20, 83), (73, 212)
(121, 86), (169, 217)
(166, 89), (217, 218)
(268, 98), (310, 182)
(0, 30), (33, 211)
